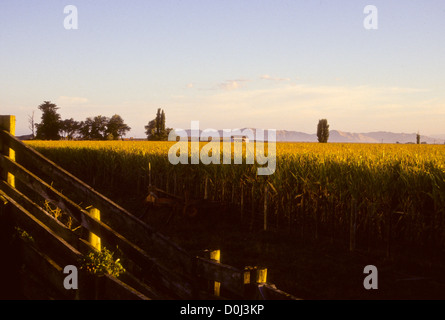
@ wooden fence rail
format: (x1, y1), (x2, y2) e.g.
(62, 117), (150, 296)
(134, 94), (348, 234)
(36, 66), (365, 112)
(0, 115), (299, 300)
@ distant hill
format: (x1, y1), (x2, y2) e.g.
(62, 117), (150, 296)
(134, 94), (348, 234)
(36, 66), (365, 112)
(430, 134), (445, 140)
(17, 134), (34, 140)
(20, 130), (444, 144)
(182, 128), (445, 144)
(276, 130), (445, 144)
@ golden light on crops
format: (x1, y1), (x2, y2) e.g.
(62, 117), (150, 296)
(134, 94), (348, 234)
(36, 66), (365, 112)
(25, 140), (445, 251)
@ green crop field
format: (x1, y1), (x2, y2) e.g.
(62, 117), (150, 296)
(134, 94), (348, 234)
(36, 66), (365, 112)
(24, 140), (445, 298)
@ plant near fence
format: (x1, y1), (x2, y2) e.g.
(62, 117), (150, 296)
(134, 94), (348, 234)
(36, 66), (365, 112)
(80, 247), (125, 277)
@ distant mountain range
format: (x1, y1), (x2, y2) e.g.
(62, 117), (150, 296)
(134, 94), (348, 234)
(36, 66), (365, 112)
(17, 130), (445, 144)
(274, 130), (445, 144)
(183, 129), (445, 144)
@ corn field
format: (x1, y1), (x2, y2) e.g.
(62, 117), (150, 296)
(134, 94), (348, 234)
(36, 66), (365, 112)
(25, 140), (445, 258)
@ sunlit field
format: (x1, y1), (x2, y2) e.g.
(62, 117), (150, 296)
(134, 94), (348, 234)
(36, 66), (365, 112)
(25, 140), (445, 248)
(24, 140), (445, 298)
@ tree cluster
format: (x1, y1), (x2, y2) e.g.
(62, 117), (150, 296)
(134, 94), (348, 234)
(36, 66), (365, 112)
(34, 101), (131, 140)
(144, 108), (172, 141)
(78, 114), (131, 140)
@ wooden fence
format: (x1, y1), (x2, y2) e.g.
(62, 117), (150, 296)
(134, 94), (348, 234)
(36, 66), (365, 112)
(0, 115), (299, 300)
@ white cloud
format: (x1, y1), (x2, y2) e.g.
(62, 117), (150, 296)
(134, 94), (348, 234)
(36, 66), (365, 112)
(164, 82), (441, 133)
(260, 74), (291, 82)
(217, 79), (249, 91)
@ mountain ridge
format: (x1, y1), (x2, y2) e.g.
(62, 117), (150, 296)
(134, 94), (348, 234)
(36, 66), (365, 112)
(275, 129), (445, 144)
(18, 130), (445, 144)
(183, 129), (445, 144)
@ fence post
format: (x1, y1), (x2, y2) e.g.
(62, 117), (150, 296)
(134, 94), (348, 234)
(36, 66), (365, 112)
(87, 206), (101, 251)
(0, 115), (16, 188)
(243, 266), (268, 298)
(243, 266), (255, 297)
(257, 267), (267, 284)
(203, 249), (220, 296)
(210, 249), (221, 296)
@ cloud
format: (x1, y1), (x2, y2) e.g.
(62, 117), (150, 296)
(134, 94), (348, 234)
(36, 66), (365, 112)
(164, 82), (440, 133)
(260, 74), (291, 82)
(217, 79), (249, 91)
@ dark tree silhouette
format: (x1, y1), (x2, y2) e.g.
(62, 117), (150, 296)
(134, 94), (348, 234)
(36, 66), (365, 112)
(79, 115), (109, 140)
(317, 119), (330, 143)
(35, 101), (62, 140)
(145, 108), (171, 141)
(106, 114), (131, 140)
(60, 118), (81, 140)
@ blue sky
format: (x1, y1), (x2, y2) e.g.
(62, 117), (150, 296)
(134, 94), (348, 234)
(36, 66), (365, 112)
(1, 0), (444, 137)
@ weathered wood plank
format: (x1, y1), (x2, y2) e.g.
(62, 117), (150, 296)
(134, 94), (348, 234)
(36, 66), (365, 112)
(0, 153), (85, 224)
(195, 256), (244, 294)
(149, 262), (196, 299)
(258, 283), (302, 300)
(2, 130), (194, 273)
(117, 271), (162, 300)
(99, 274), (151, 300)
(0, 180), (81, 249)
(17, 237), (76, 299)
(76, 238), (179, 299)
(1, 153), (246, 297)
(7, 197), (160, 300)
(0, 154), (198, 294)
(1, 154), (203, 297)
(0, 189), (83, 267)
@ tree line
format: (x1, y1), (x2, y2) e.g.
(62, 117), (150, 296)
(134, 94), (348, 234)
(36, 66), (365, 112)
(32, 101), (131, 140)
(31, 100), (331, 143)
(31, 101), (172, 141)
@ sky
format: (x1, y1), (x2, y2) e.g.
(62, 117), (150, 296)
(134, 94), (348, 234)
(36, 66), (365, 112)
(1, 0), (444, 138)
